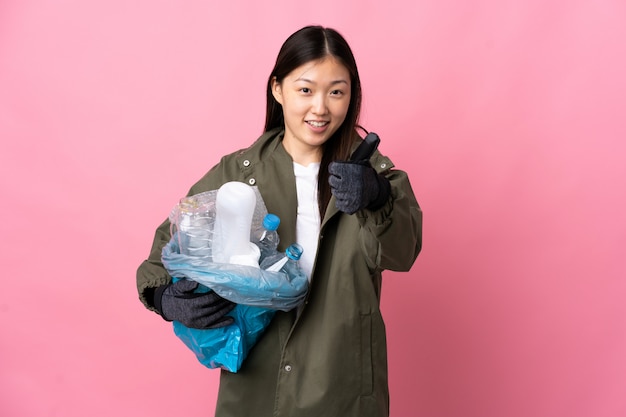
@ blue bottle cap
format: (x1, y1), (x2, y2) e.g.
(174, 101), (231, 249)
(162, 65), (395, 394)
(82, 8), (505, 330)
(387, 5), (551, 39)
(263, 213), (281, 231)
(285, 243), (303, 261)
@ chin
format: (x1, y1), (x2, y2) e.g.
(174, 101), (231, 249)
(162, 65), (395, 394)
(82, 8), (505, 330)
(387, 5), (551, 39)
(307, 134), (333, 147)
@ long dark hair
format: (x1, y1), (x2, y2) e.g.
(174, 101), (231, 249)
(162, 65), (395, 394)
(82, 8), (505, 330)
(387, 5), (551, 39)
(264, 25), (363, 218)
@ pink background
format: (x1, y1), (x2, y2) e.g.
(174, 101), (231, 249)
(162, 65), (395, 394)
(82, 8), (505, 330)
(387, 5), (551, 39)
(1, 1), (625, 416)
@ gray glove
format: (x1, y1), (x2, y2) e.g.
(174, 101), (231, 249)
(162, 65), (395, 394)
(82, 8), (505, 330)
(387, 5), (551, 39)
(154, 279), (235, 329)
(328, 161), (391, 214)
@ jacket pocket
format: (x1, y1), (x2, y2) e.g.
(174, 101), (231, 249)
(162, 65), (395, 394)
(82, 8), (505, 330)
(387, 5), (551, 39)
(360, 312), (373, 396)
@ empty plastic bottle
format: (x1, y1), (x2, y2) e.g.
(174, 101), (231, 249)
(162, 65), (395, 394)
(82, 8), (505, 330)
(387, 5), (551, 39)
(256, 213), (280, 260)
(260, 243), (305, 279)
(212, 181), (261, 267)
(174, 198), (213, 257)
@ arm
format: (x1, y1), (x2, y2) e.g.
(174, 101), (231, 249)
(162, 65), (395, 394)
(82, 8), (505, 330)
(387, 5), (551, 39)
(356, 164), (423, 272)
(328, 144), (422, 272)
(136, 150), (248, 312)
(136, 218), (173, 311)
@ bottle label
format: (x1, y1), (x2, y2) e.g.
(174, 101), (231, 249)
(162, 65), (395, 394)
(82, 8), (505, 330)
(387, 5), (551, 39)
(264, 256), (288, 272)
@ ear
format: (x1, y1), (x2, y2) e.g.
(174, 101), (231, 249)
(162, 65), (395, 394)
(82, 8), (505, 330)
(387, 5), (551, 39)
(271, 77), (283, 105)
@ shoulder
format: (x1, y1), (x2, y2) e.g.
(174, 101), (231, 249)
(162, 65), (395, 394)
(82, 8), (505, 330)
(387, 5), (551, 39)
(187, 128), (285, 195)
(232, 127), (285, 162)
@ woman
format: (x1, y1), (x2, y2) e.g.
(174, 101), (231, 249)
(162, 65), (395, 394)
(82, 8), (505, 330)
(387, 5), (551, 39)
(136, 25), (422, 417)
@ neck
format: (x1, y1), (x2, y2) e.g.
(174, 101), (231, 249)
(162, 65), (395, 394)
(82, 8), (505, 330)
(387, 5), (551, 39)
(282, 141), (322, 166)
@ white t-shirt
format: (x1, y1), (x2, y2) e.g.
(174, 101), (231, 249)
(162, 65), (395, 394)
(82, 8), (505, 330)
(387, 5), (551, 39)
(293, 162), (321, 281)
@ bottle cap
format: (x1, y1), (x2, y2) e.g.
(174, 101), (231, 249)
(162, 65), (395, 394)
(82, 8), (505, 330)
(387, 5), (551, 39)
(285, 243), (303, 261)
(263, 213), (281, 231)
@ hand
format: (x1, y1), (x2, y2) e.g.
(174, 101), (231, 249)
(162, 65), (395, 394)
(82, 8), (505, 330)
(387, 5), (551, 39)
(328, 161), (391, 214)
(155, 279), (235, 329)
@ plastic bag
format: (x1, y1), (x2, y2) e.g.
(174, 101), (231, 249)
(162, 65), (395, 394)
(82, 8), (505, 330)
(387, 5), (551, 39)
(168, 186), (268, 259)
(161, 183), (308, 372)
(162, 238), (308, 310)
(171, 279), (275, 372)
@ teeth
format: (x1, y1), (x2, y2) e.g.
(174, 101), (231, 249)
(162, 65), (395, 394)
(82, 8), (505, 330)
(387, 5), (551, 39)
(308, 121), (328, 127)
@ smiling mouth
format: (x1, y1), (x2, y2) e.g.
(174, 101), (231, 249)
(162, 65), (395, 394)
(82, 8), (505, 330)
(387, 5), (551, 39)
(307, 121), (329, 127)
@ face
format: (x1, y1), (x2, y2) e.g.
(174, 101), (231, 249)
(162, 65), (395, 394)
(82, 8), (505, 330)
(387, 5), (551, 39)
(272, 56), (351, 163)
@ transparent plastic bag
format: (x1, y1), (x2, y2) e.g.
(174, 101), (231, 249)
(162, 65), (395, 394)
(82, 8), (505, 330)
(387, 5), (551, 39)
(168, 186), (268, 259)
(162, 238), (308, 310)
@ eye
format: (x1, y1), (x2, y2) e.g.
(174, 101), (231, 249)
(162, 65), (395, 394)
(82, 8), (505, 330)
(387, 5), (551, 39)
(330, 89), (344, 96)
(300, 87), (311, 94)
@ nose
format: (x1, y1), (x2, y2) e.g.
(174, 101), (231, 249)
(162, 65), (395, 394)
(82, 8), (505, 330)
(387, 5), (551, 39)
(311, 93), (328, 115)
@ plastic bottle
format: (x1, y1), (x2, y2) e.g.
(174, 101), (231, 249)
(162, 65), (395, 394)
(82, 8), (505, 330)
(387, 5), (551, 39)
(256, 213), (280, 260)
(260, 243), (306, 284)
(174, 198), (213, 257)
(212, 181), (261, 267)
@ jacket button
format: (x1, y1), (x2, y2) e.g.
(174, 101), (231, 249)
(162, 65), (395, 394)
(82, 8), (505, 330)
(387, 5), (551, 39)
(284, 365), (292, 372)
(248, 178), (256, 185)
(243, 160), (251, 167)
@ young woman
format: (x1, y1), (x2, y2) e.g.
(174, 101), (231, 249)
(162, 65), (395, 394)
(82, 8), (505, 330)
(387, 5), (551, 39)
(136, 25), (422, 417)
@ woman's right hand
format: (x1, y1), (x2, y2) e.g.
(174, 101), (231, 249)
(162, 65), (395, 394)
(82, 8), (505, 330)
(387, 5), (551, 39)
(154, 279), (235, 329)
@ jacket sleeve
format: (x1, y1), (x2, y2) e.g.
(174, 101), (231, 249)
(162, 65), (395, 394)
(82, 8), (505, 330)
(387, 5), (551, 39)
(356, 164), (422, 272)
(135, 152), (247, 312)
(135, 161), (223, 311)
(136, 217), (173, 311)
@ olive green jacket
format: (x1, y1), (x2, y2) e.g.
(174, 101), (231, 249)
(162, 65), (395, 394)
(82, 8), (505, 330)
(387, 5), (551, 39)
(136, 128), (422, 417)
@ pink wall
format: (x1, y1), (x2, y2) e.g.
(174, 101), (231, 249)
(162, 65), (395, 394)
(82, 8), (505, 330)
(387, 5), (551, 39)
(1, 1), (625, 416)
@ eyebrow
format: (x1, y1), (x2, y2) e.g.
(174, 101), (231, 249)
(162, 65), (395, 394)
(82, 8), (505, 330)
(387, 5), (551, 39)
(295, 77), (349, 86)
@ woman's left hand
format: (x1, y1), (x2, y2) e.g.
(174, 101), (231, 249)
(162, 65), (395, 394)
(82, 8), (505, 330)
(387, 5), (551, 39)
(328, 161), (391, 214)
